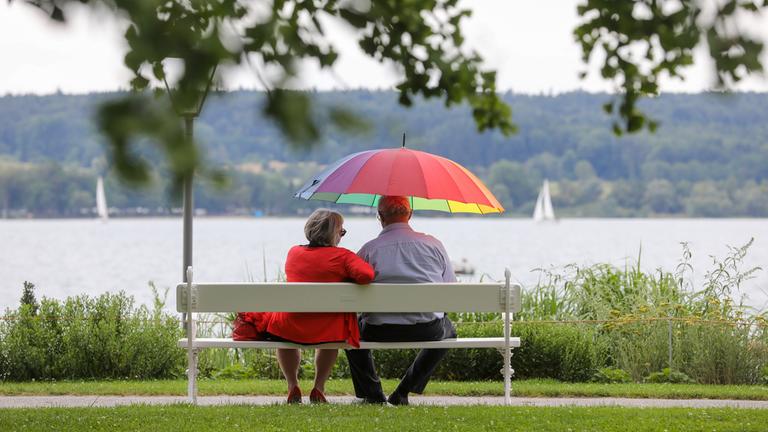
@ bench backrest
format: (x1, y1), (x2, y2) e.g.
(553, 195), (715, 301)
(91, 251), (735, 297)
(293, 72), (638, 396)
(176, 282), (522, 314)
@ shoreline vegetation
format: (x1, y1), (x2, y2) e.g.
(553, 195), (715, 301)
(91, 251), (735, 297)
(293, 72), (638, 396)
(2, 160), (767, 219)
(2, 91), (768, 219)
(1, 241), (766, 387)
(4, 214), (768, 220)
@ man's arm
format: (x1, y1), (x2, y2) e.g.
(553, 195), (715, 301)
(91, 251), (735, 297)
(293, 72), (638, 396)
(437, 242), (457, 283)
(356, 242), (370, 262)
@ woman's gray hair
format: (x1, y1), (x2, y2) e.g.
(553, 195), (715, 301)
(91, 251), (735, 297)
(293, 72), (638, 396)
(304, 208), (344, 246)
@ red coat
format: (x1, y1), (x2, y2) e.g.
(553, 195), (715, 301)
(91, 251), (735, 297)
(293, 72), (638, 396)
(264, 245), (374, 347)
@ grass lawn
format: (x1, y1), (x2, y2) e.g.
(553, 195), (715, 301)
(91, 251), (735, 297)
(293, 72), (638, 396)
(1, 404), (767, 432)
(1, 378), (767, 400)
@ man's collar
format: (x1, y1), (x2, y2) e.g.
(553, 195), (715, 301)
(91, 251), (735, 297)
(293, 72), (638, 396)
(380, 222), (412, 234)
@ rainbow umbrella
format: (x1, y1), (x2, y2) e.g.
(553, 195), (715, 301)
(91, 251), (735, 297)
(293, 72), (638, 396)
(294, 148), (504, 214)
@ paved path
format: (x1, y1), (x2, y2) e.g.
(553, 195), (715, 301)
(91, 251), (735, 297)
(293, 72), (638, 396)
(2, 395), (768, 409)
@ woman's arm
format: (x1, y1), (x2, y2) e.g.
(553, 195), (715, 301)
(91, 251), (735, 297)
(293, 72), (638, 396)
(342, 249), (375, 284)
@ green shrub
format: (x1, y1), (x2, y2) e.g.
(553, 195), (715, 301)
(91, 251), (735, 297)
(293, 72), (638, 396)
(600, 320), (672, 381)
(674, 322), (759, 384)
(212, 363), (256, 380)
(0, 286), (184, 381)
(520, 241), (768, 385)
(591, 367), (632, 383)
(367, 322), (599, 382)
(644, 368), (696, 384)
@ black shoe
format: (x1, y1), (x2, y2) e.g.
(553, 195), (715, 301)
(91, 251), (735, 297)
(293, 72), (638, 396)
(362, 394), (387, 404)
(387, 391), (409, 406)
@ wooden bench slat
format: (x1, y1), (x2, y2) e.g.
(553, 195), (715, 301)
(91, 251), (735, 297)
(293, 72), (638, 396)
(178, 337), (521, 349)
(176, 282), (522, 313)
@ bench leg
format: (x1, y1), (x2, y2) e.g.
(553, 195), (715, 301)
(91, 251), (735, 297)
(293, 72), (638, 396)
(504, 348), (514, 405)
(187, 348), (198, 404)
(498, 347), (515, 405)
(502, 269), (514, 406)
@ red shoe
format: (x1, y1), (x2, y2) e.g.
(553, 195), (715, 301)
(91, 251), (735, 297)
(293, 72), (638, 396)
(309, 388), (327, 404)
(287, 386), (302, 404)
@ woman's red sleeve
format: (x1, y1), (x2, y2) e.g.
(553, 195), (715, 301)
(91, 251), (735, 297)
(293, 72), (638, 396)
(342, 250), (375, 284)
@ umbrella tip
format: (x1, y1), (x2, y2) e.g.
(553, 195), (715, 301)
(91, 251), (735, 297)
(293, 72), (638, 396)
(402, 132), (406, 148)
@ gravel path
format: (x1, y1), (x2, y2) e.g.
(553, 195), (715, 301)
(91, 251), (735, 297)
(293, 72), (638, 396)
(2, 395), (768, 409)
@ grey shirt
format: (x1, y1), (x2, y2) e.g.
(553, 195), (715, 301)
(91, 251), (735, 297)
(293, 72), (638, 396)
(357, 222), (456, 325)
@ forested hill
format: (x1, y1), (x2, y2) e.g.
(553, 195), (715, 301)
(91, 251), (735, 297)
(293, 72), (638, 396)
(3, 90), (768, 176)
(1, 90), (767, 217)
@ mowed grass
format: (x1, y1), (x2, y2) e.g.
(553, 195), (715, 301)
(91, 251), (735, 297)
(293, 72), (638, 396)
(1, 379), (768, 400)
(1, 404), (767, 432)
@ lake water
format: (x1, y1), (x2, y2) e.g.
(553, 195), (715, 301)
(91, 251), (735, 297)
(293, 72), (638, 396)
(1, 217), (767, 313)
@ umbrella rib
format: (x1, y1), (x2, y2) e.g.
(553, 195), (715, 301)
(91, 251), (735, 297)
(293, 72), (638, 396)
(432, 156), (472, 203)
(410, 151), (430, 199)
(457, 162), (503, 210)
(296, 150), (372, 198)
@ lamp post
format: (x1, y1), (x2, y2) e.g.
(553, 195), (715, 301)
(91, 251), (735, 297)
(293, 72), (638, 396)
(163, 65), (217, 284)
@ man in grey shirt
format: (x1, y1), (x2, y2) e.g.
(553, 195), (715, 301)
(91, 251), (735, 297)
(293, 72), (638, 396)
(345, 196), (457, 405)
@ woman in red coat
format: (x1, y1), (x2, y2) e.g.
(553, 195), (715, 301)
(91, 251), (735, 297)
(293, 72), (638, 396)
(267, 208), (374, 404)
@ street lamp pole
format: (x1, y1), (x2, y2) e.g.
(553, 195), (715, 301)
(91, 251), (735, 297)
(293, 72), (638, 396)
(182, 115), (194, 284)
(163, 66), (217, 284)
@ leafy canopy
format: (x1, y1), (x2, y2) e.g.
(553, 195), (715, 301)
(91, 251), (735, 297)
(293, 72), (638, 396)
(17, 0), (768, 185)
(20, 0), (514, 187)
(575, 0), (767, 134)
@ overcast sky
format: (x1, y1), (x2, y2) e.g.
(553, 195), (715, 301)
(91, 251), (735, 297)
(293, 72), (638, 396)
(2, 1), (768, 95)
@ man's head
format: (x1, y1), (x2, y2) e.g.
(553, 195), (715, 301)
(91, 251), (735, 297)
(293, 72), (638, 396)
(377, 195), (412, 227)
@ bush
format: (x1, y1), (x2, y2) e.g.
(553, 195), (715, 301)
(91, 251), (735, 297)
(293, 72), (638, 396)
(520, 241), (768, 385)
(212, 363), (255, 380)
(591, 367), (632, 383)
(644, 368), (696, 384)
(0, 287), (184, 381)
(367, 322), (598, 382)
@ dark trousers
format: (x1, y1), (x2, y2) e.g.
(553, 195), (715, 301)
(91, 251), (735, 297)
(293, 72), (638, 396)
(344, 316), (457, 400)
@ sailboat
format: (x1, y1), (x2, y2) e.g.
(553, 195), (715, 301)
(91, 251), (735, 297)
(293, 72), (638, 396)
(532, 179), (556, 222)
(96, 176), (109, 221)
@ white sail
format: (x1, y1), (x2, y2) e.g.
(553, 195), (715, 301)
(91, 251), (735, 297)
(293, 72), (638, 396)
(541, 180), (555, 220)
(533, 187), (545, 221)
(96, 176), (108, 221)
(533, 179), (555, 222)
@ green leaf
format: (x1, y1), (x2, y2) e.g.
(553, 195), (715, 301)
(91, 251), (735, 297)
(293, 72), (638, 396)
(263, 90), (318, 144)
(329, 108), (371, 135)
(627, 114), (645, 133)
(51, 6), (64, 22)
(338, 8), (369, 28)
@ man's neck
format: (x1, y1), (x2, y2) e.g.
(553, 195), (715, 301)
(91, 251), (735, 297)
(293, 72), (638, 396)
(382, 220), (410, 229)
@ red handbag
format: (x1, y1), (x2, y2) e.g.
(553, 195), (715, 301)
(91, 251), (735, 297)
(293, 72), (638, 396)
(232, 312), (268, 341)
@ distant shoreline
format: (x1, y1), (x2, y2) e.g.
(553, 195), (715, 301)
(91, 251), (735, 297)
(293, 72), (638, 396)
(1, 215), (766, 221)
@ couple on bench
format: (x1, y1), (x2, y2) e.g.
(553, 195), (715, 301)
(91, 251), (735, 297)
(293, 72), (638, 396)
(239, 196), (457, 405)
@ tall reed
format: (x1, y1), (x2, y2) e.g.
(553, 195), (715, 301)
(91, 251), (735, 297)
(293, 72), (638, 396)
(519, 240), (767, 384)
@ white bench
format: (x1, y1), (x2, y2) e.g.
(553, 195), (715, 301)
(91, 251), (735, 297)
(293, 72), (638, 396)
(176, 267), (522, 405)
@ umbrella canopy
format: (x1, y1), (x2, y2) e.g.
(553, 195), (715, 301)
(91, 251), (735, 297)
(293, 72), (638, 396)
(295, 148), (504, 214)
